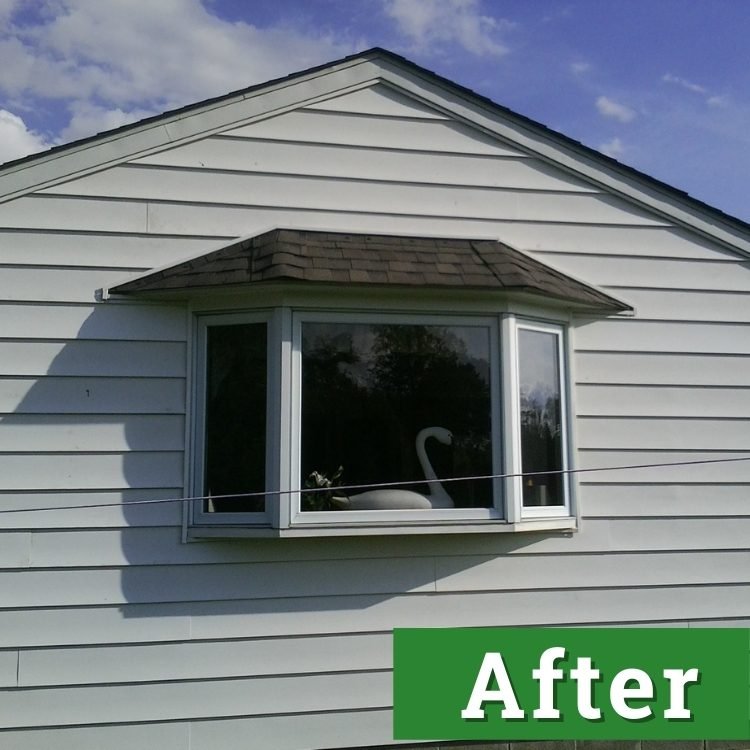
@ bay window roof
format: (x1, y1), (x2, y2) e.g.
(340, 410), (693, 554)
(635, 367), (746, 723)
(108, 228), (631, 312)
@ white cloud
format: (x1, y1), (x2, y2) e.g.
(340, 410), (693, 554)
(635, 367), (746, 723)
(707, 95), (728, 108)
(58, 102), (156, 144)
(662, 73), (707, 95)
(384, 0), (511, 57)
(0, 0), (359, 143)
(570, 61), (591, 75)
(541, 6), (573, 23)
(599, 137), (625, 159)
(0, 0), (20, 24)
(662, 72), (730, 110)
(596, 95), (635, 123)
(0, 109), (51, 164)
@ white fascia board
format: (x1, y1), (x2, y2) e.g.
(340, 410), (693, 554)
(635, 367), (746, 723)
(0, 57), (381, 205)
(373, 57), (750, 258)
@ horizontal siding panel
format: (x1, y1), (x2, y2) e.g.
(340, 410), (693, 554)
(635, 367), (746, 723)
(0, 196), (147, 233)
(0, 415), (184, 451)
(0, 602), (192, 648)
(435, 550), (750, 593)
(0, 452), (184, 490)
(0, 341), (185, 376)
(0, 583), (747, 650)
(304, 84), (449, 118)
(18, 632), (389, 687)
(0, 557), (435, 607)
(577, 417), (750, 451)
(574, 320), (750, 355)
(0, 378), (184, 414)
(224, 108), (523, 155)
(0, 489), (182, 529)
(0, 712), (390, 750)
(541, 252), (750, 291)
(0, 267), (137, 303)
(579, 484), (750, 517)
(0, 231), (213, 269)
(578, 450), (750, 483)
(22, 516), (750, 569)
(0, 651), (18, 689)
(575, 352), (750, 386)
(0, 722), (190, 750)
(4, 543), (749, 608)
(576, 385), (750, 418)
(186, 584), (750, 640)
(1, 303), (186, 341)
(190, 709), (391, 750)
(689, 618), (750, 627)
(0, 531), (30, 566)
(525, 225), (737, 260)
(134, 136), (594, 192)
(145, 201), (673, 239)
(611, 289), (750, 322)
(41, 167), (665, 227)
(0, 670), (388, 729)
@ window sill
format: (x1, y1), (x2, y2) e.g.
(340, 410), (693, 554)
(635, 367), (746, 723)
(186, 516), (578, 540)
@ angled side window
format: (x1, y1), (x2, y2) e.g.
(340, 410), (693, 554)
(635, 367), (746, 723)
(193, 314), (270, 524)
(512, 320), (570, 519)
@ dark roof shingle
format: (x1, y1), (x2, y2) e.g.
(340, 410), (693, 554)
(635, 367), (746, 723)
(109, 228), (631, 311)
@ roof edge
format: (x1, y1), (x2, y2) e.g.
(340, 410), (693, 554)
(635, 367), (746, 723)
(2, 46), (748, 256)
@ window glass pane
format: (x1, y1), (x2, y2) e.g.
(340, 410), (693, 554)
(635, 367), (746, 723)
(204, 323), (267, 513)
(518, 328), (564, 506)
(301, 322), (492, 511)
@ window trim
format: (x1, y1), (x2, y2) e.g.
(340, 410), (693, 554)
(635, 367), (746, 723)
(288, 309), (504, 527)
(508, 318), (571, 521)
(191, 309), (275, 527)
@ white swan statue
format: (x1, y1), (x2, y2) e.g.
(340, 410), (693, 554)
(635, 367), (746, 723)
(332, 426), (454, 510)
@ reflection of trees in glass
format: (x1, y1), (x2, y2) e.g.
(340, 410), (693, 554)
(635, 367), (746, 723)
(205, 323), (267, 513)
(301, 323), (492, 510)
(520, 384), (563, 506)
(521, 384), (561, 459)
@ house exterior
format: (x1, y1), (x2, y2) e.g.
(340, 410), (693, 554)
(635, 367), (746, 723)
(0, 48), (748, 749)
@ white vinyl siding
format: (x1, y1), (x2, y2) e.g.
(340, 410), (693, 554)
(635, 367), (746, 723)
(0, 81), (747, 748)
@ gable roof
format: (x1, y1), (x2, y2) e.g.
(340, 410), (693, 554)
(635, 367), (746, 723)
(1, 47), (748, 257)
(108, 227), (631, 312)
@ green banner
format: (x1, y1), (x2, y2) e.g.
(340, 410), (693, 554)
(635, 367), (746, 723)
(393, 628), (750, 741)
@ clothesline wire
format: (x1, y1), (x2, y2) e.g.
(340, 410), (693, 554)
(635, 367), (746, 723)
(2, 454), (750, 514)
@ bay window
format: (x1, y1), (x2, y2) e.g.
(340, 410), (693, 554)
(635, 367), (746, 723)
(191, 307), (573, 535)
(107, 227), (631, 538)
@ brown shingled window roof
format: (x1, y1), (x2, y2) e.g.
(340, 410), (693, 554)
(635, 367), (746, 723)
(108, 228), (631, 312)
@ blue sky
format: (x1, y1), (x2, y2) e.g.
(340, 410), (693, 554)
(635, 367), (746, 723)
(1, 0), (748, 220)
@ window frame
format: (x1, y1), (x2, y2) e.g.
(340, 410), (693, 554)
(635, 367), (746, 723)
(188, 301), (576, 537)
(191, 309), (276, 527)
(288, 309), (504, 527)
(505, 318), (571, 522)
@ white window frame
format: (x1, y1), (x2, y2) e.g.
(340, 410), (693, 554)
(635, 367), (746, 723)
(191, 309), (276, 527)
(288, 310), (504, 527)
(188, 304), (576, 537)
(505, 317), (571, 521)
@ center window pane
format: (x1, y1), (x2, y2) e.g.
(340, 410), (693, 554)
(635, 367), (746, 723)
(300, 322), (492, 511)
